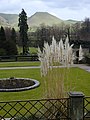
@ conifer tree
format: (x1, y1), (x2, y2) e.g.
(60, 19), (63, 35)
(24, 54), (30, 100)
(0, 26), (6, 48)
(18, 9), (29, 55)
(11, 28), (17, 43)
(0, 26), (7, 55)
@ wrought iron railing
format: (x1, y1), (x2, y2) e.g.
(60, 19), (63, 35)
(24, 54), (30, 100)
(84, 97), (90, 119)
(1, 97), (90, 120)
(0, 98), (70, 120)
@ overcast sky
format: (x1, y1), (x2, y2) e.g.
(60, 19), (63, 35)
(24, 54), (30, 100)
(0, 0), (90, 20)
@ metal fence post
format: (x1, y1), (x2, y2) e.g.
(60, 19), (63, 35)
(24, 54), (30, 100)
(68, 91), (84, 120)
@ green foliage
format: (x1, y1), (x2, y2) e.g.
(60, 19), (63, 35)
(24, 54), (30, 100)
(0, 48), (6, 56)
(5, 40), (18, 55)
(0, 26), (18, 55)
(35, 24), (66, 50)
(11, 28), (17, 43)
(0, 26), (6, 47)
(0, 26), (7, 55)
(80, 17), (90, 41)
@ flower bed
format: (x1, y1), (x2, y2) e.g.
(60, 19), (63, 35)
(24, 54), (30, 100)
(0, 77), (40, 92)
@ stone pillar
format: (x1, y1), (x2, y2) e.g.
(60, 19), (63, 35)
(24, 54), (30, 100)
(68, 92), (84, 120)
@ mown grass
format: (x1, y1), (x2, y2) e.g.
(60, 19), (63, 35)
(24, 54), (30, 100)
(43, 67), (90, 98)
(0, 61), (40, 67)
(0, 67), (90, 102)
(63, 67), (90, 96)
(29, 47), (38, 54)
(17, 47), (38, 55)
(0, 67), (90, 118)
(0, 68), (43, 101)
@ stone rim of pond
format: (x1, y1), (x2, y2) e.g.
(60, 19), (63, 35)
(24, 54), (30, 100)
(0, 77), (40, 92)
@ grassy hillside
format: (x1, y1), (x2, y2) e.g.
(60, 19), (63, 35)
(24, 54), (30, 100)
(0, 15), (10, 27)
(65, 19), (80, 24)
(0, 13), (18, 28)
(28, 12), (64, 27)
(0, 13), (18, 24)
(0, 12), (79, 29)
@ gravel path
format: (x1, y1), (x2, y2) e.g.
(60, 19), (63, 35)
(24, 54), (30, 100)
(75, 64), (90, 72)
(0, 64), (90, 72)
(0, 66), (40, 70)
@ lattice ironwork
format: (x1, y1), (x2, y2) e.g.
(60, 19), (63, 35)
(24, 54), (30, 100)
(84, 97), (90, 119)
(0, 98), (70, 120)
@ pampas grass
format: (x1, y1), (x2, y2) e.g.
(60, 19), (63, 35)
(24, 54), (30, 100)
(38, 36), (83, 99)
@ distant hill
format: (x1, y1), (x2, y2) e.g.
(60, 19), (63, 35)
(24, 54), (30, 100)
(28, 12), (64, 27)
(0, 15), (10, 27)
(0, 13), (18, 27)
(0, 12), (79, 29)
(66, 19), (80, 24)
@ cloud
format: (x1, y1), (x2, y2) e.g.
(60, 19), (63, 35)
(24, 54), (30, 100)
(42, 0), (85, 10)
(41, 0), (90, 20)
(0, 0), (49, 15)
(0, 0), (21, 13)
(0, 0), (90, 20)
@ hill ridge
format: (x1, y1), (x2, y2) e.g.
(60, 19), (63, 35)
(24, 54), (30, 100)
(0, 12), (79, 29)
(28, 12), (64, 27)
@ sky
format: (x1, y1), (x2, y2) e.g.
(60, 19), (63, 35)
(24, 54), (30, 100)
(0, 0), (90, 21)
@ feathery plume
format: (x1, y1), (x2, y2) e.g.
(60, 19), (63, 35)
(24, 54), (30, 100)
(79, 45), (83, 61)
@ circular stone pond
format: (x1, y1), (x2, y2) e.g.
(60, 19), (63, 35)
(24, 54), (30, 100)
(0, 77), (40, 92)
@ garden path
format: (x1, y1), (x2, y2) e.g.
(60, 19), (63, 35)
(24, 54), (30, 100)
(0, 64), (90, 72)
(0, 66), (40, 70)
(75, 64), (90, 72)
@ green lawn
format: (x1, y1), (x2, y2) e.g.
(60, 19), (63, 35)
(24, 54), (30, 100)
(0, 68), (42, 101)
(0, 68), (90, 117)
(0, 61), (40, 67)
(17, 47), (38, 55)
(0, 67), (90, 102)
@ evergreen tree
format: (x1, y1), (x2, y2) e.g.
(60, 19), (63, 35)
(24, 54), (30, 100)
(11, 28), (17, 43)
(0, 26), (6, 48)
(18, 9), (29, 55)
(5, 40), (18, 55)
(0, 26), (18, 56)
(0, 26), (7, 55)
